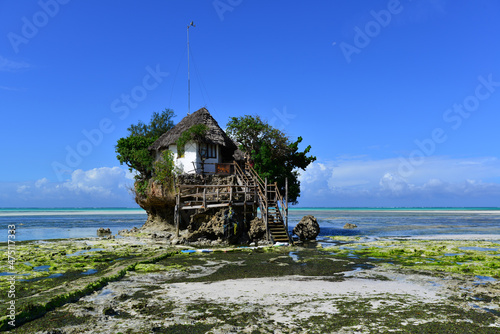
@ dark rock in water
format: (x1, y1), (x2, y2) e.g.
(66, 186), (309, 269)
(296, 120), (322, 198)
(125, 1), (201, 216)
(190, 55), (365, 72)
(293, 215), (320, 241)
(97, 228), (112, 236)
(343, 223), (358, 229)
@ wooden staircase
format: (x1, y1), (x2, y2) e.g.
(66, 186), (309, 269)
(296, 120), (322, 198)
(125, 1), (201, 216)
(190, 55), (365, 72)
(267, 205), (290, 243)
(234, 163), (291, 244)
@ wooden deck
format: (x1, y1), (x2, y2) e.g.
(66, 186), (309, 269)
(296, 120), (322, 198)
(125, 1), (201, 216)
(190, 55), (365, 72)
(174, 163), (291, 244)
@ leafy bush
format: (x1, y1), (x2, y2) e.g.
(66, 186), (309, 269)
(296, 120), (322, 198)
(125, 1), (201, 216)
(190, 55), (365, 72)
(176, 124), (209, 157)
(153, 150), (180, 191)
(116, 108), (175, 180)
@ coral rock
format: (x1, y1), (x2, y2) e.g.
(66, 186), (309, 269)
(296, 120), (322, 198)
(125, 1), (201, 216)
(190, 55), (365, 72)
(343, 223), (358, 229)
(293, 215), (320, 241)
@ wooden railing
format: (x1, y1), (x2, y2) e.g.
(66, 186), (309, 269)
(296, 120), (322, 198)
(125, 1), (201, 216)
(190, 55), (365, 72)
(177, 184), (258, 210)
(190, 162), (236, 175)
(274, 180), (289, 233)
(236, 162), (290, 242)
(174, 161), (290, 242)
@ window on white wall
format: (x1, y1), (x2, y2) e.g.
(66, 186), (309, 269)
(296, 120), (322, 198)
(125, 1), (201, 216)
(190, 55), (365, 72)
(201, 144), (217, 159)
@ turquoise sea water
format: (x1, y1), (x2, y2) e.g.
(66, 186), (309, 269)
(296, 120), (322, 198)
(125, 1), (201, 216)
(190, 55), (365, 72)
(1, 207), (500, 242)
(0, 208), (147, 242)
(290, 207), (500, 212)
(288, 208), (500, 240)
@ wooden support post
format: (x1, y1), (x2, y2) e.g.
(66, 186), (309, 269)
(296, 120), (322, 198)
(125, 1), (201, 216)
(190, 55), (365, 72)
(175, 193), (180, 238)
(265, 178), (269, 242)
(285, 177), (289, 236)
(244, 202), (247, 227)
(203, 188), (207, 209)
(265, 178), (268, 201)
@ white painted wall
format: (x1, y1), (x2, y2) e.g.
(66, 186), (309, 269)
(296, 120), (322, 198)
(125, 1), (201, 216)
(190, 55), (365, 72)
(168, 141), (197, 174)
(164, 141), (221, 174)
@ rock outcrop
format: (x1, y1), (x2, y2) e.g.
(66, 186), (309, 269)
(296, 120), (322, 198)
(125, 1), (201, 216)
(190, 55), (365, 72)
(248, 217), (266, 242)
(187, 207), (252, 244)
(343, 223), (358, 229)
(293, 215), (320, 241)
(135, 179), (176, 229)
(97, 227), (111, 236)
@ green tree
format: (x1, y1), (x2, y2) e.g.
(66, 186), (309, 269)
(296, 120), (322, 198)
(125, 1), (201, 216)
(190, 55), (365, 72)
(115, 108), (175, 180)
(116, 136), (157, 179)
(127, 109), (175, 139)
(226, 115), (316, 204)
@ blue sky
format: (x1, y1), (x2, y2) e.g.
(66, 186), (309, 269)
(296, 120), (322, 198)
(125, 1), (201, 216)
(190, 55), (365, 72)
(1, 0), (500, 207)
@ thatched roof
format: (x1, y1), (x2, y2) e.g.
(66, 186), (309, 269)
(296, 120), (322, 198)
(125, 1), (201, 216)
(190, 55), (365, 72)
(149, 108), (237, 152)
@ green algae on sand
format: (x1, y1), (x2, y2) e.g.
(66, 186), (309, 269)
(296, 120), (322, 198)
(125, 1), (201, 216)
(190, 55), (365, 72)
(325, 237), (500, 279)
(3, 237), (500, 333)
(0, 238), (178, 331)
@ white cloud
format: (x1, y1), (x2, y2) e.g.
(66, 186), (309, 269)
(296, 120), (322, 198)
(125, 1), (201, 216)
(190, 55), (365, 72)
(35, 178), (49, 188)
(298, 156), (500, 206)
(62, 167), (131, 197)
(2, 167), (136, 207)
(379, 173), (411, 195)
(16, 185), (30, 194)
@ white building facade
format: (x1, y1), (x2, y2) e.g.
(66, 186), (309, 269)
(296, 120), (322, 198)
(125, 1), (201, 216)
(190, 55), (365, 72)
(168, 141), (221, 174)
(149, 108), (238, 176)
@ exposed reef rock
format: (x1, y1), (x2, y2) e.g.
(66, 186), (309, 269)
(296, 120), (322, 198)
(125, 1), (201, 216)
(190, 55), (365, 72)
(343, 223), (358, 229)
(96, 227), (111, 236)
(187, 207), (250, 244)
(248, 217), (266, 242)
(135, 179), (176, 229)
(293, 215), (320, 241)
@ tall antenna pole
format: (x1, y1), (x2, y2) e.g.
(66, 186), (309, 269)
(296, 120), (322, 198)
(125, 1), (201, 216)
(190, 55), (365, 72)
(187, 21), (195, 115)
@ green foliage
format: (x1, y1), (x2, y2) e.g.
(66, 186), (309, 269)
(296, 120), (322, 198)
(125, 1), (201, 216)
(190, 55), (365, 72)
(226, 115), (316, 204)
(176, 124), (209, 157)
(226, 115), (288, 159)
(135, 179), (149, 197)
(127, 108), (175, 139)
(116, 136), (156, 179)
(115, 108), (175, 180)
(153, 150), (179, 191)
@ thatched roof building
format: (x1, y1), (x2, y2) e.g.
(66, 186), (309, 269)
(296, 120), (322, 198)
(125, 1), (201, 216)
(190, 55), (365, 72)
(150, 108), (236, 152)
(149, 108), (241, 174)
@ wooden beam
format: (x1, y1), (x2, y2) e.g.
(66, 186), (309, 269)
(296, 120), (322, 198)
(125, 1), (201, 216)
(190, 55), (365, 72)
(285, 177), (288, 234)
(175, 193), (180, 238)
(203, 188), (206, 209)
(179, 201), (256, 211)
